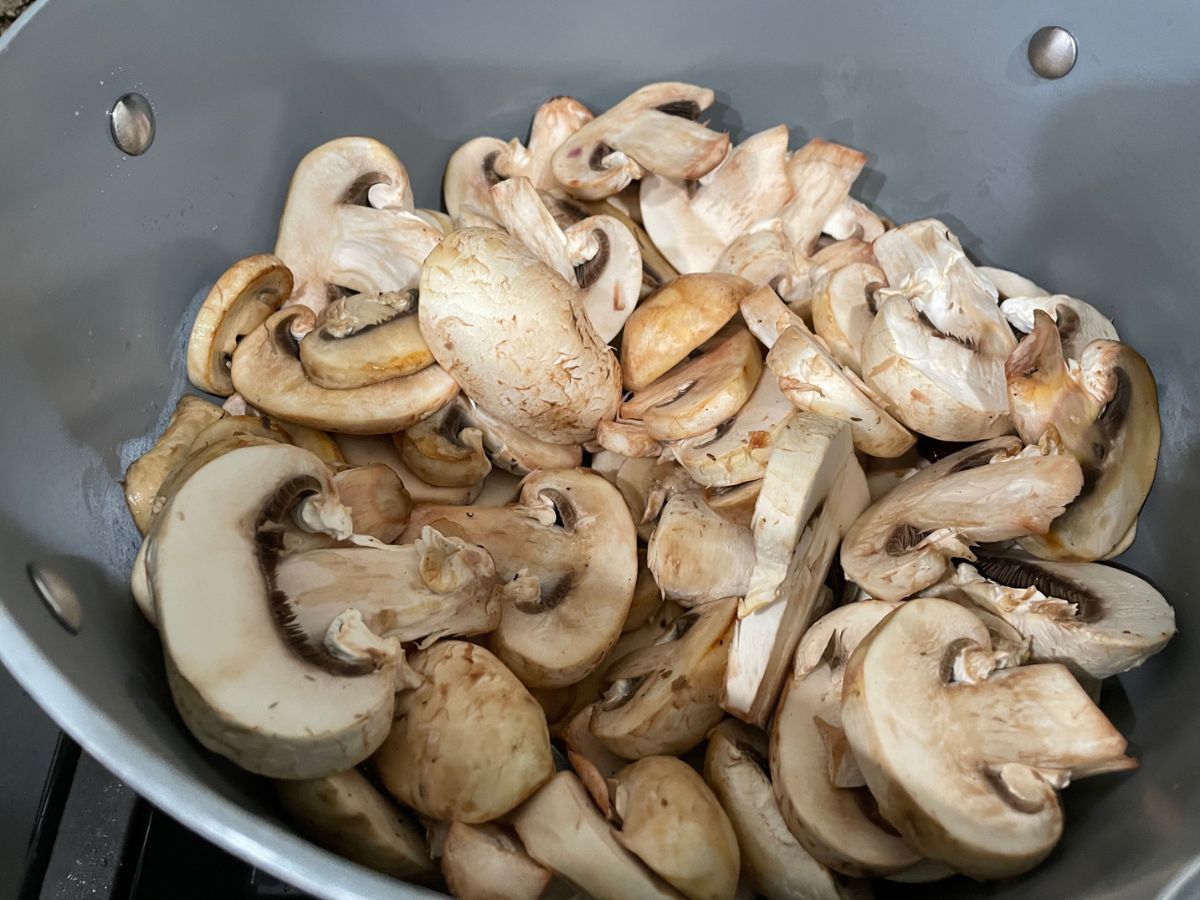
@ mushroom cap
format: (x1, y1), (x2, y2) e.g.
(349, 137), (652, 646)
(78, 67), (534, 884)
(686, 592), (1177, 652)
(646, 493), (754, 605)
(419, 228), (622, 444)
(810, 261), (886, 376)
(596, 418), (663, 458)
(187, 255), (293, 396)
(441, 822), (552, 900)
(396, 399), (492, 488)
(374, 640), (554, 823)
(1001, 294), (1118, 361)
(332, 433), (483, 505)
(841, 597), (1136, 879)
(330, 464), (412, 543)
(703, 479), (762, 528)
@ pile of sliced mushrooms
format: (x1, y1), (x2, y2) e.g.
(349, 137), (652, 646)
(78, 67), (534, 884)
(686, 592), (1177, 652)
(125, 82), (1175, 899)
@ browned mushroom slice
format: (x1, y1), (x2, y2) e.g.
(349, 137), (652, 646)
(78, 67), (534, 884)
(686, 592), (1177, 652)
(331, 464), (411, 543)
(702, 479), (762, 528)
(333, 434), (483, 505)
(441, 822), (552, 900)
(396, 399), (492, 488)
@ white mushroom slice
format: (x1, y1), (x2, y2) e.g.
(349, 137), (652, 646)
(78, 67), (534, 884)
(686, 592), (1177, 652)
(330, 464), (411, 543)
(275, 769), (435, 881)
(840, 436), (1084, 602)
(771, 601), (922, 877)
(822, 198), (886, 243)
(396, 399), (491, 488)
(607, 454), (694, 542)
(414, 208), (453, 234)
(278, 423), (345, 467)
(551, 82), (730, 200)
(466, 398), (583, 475)
(1001, 294), (1118, 360)
(639, 124), (793, 273)
(620, 273), (754, 391)
(511, 772), (684, 900)
(705, 720), (864, 900)
(625, 550), (663, 632)
(621, 325), (763, 441)
(668, 368), (794, 488)
(402, 469), (637, 688)
(724, 414), (870, 727)
(608, 756), (740, 900)
(187, 255), (292, 396)
(810, 262), (886, 375)
(862, 219), (1017, 441)
(978, 265), (1050, 300)
(332, 434), (482, 505)
(420, 228), (621, 444)
(841, 597), (1137, 879)
(930, 557), (1175, 679)
(275, 137), (441, 314)
(147, 444), (395, 779)
(1006, 314), (1160, 560)
(596, 418), (663, 458)
(703, 479), (762, 528)
(717, 227), (805, 304)
(780, 139), (868, 256)
(442, 135), (509, 226)
(646, 493), (754, 605)
(298, 290), (433, 389)
(472, 467), (524, 508)
(863, 452), (921, 503)
(232, 308), (459, 434)
(591, 597), (736, 759)
(441, 823), (552, 900)
(769, 324), (916, 458)
(374, 640), (554, 822)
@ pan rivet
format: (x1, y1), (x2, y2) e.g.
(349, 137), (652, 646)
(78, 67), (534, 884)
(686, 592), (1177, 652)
(1028, 26), (1077, 80)
(108, 92), (155, 156)
(27, 562), (83, 635)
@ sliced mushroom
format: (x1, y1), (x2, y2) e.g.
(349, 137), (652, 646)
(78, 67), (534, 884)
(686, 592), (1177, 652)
(562, 704), (630, 811)
(861, 219), (1016, 441)
(396, 398), (492, 487)
(279, 422), (346, 467)
(147, 444), (395, 778)
(551, 83), (730, 200)
(646, 493), (754, 605)
(1001, 294), (1118, 361)
(298, 290), (433, 389)
(275, 769), (435, 881)
(810, 261), (886, 375)
(466, 398), (584, 475)
(275, 137), (441, 313)
(232, 307), (459, 434)
(724, 414), (870, 726)
(420, 228), (621, 444)
(332, 433), (483, 505)
(331, 464), (411, 543)
(620, 273), (754, 391)
(591, 597), (736, 759)
(187, 255), (293, 396)
(596, 418), (663, 458)
(441, 822), (553, 900)
(780, 139), (868, 257)
(640, 124), (793, 273)
(626, 549), (665, 632)
(716, 227), (803, 304)
(978, 265), (1049, 300)
(822, 198), (886, 243)
(1005, 314), (1160, 560)
(608, 756), (740, 900)
(402, 469), (637, 688)
(929, 557), (1175, 679)
(374, 640), (553, 822)
(705, 719), (866, 900)
(510, 772), (683, 900)
(703, 479), (762, 528)
(472, 467), (525, 508)
(840, 436), (1084, 601)
(841, 597), (1136, 878)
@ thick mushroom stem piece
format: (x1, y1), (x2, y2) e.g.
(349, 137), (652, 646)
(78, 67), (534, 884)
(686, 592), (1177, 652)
(842, 598), (1137, 879)
(147, 444), (396, 779)
(274, 137), (442, 314)
(419, 228), (622, 444)
(552, 82), (730, 200)
(723, 414), (870, 727)
(840, 436), (1084, 602)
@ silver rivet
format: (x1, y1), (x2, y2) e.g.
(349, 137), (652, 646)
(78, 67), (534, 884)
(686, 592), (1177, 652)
(27, 562), (83, 634)
(1028, 26), (1077, 80)
(108, 92), (155, 156)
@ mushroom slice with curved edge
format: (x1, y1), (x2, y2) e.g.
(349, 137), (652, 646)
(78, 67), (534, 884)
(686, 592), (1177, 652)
(466, 398), (583, 476)
(978, 265), (1049, 300)
(147, 444), (395, 779)
(396, 398), (491, 487)
(625, 550), (664, 633)
(332, 434), (483, 505)
(724, 414), (870, 727)
(810, 262), (886, 375)
(646, 493), (754, 605)
(275, 768), (435, 882)
(607, 454), (693, 543)
(551, 82), (730, 200)
(842, 597), (1137, 879)
(717, 227), (804, 305)
(275, 137), (442, 314)
(621, 325), (763, 442)
(330, 464), (411, 543)
(703, 479), (762, 528)
(231, 307), (459, 434)
(1001, 294), (1118, 361)
(840, 436), (1084, 602)
(124, 395), (226, 535)
(472, 467), (525, 508)
(930, 557), (1175, 680)
(1005, 314), (1160, 560)
(510, 772), (684, 900)
(862, 219), (1016, 441)
(401, 469), (637, 688)
(420, 228), (621, 444)
(374, 640), (554, 823)
(298, 290), (433, 389)
(770, 601), (922, 877)
(187, 255), (293, 396)
(596, 418), (663, 458)
(591, 597), (736, 759)
(278, 422), (345, 468)
(639, 124), (793, 273)
(607, 756), (740, 900)
(562, 704), (629, 810)
(441, 822), (553, 900)
(780, 139), (868, 258)
(769, 324), (916, 458)
(822, 198), (887, 244)
(706, 719), (868, 900)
